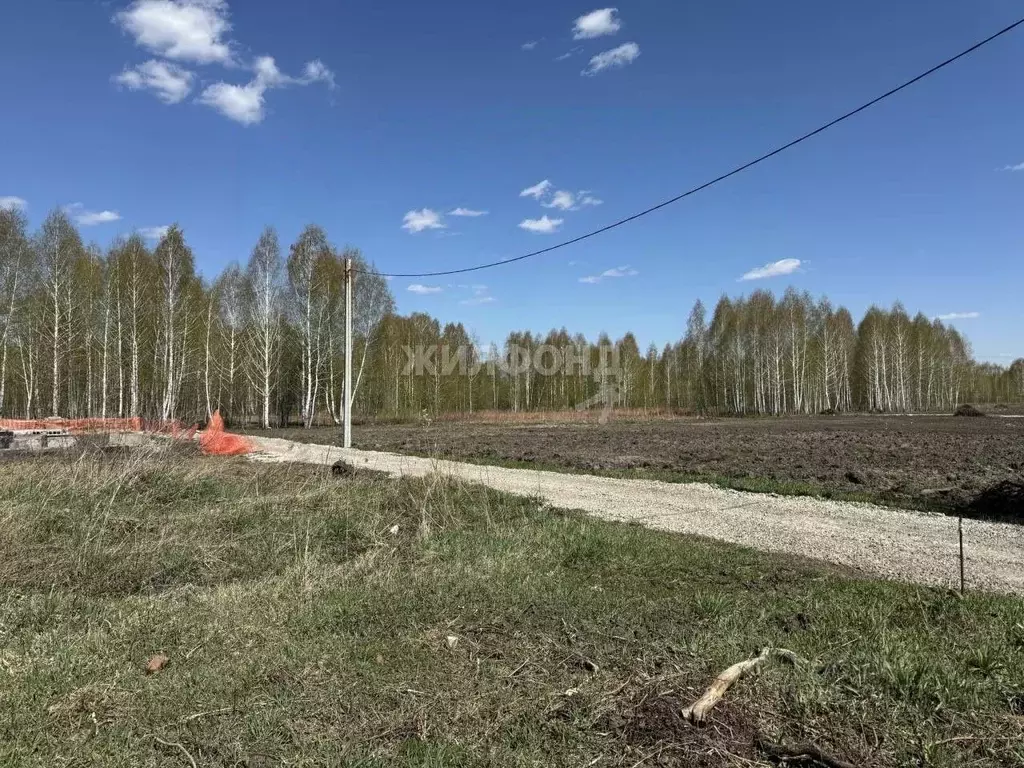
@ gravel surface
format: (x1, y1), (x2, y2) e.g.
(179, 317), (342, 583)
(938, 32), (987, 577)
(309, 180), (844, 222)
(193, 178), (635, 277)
(249, 435), (1024, 595)
(304, 415), (1024, 517)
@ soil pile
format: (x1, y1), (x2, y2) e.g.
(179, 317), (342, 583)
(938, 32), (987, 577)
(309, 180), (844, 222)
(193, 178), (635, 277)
(954, 403), (985, 417)
(961, 480), (1024, 523)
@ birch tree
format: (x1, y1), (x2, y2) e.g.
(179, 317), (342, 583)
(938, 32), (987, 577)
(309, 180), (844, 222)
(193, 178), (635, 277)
(109, 235), (154, 418)
(36, 210), (83, 416)
(214, 263), (246, 419)
(287, 225), (332, 427)
(245, 227), (283, 428)
(0, 209), (29, 414)
(349, 251), (394, 410)
(154, 226), (196, 420)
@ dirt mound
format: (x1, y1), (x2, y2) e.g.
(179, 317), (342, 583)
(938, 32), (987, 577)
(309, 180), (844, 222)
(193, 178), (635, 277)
(961, 481), (1024, 523)
(954, 404), (986, 417)
(596, 690), (760, 767)
(331, 459), (356, 477)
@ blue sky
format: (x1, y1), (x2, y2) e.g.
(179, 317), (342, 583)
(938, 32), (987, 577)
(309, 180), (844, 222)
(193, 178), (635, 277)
(1, 0), (1022, 362)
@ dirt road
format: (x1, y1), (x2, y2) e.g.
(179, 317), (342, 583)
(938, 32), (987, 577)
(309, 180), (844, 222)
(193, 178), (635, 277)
(264, 415), (1024, 516)
(248, 435), (1024, 595)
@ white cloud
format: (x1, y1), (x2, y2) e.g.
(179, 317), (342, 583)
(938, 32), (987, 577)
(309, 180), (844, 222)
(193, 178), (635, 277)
(0, 196), (27, 212)
(460, 285), (495, 305)
(601, 266), (637, 278)
(1002, 161), (1024, 172)
(521, 41), (538, 51)
(79, 211), (122, 226)
(139, 225), (170, 240)
(402, 208), (446, 233)
(252, 55), (289, 87)
(199, 81), (265, 124)
(461, 295), (496, 306)
(544, 190), (576, 211)
(525, 185), (600, 210)
(114, 0), (233, 64)
(113, 0), (334, 125)
(573, 8), (622, 39)
(449, 207), (488, 217)
(739, 258), (802, 281)
(301, 59), (336, 88)
(114, 59), (194, 103)
(520, 179), (552, 200)
(198, 56), (336, 125)
(65, 203), (121, 226)
(253, 55), (335, 88)
(936, 312), (980, 321)
(519, 215), (563, 234)
(580, 265), (638, 283)
(408, 284), (443, 295)
(582, 42), (640, 76)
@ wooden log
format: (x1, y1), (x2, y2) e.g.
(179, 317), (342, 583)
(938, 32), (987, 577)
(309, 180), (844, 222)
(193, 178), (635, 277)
(682, 647), (802, 724)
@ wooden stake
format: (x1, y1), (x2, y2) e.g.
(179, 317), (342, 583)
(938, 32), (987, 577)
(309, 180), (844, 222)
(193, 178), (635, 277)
(958, 514), (965, 594)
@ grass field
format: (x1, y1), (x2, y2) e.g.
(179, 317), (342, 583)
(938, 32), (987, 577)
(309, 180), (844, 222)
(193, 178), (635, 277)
(1, 447), (1022, 766)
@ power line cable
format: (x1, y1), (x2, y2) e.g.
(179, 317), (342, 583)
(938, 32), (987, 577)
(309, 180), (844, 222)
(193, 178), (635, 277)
(362, 16), (1024, 278)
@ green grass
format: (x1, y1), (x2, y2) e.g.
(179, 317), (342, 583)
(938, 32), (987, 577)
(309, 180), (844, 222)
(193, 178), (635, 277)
(0, 449), (1022, 766)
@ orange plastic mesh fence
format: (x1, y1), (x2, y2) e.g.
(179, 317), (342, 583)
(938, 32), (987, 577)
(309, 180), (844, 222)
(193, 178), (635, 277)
(1, 413), (251, 456)
(0, 417), (194, 437)
(199, 411), (253, 456)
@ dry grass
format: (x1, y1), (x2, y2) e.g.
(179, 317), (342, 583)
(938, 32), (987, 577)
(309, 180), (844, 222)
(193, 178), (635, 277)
(0, 449), (1022, 766)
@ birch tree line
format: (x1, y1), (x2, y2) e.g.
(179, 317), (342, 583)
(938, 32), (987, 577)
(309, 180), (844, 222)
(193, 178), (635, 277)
(0, 208), (393, 426)
(358, 289), (1023, 417)
(1, 206), (1020, 425)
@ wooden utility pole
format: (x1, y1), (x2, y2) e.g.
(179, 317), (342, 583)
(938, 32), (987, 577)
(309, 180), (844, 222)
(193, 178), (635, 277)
(344, 258), (353, 449)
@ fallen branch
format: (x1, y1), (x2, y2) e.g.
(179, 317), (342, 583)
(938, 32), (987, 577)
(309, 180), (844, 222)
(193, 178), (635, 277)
(682, 647), (803, 724)
(153, 736), (198, 768)
(756, 737), (855, 768)
(177, 707), (233, 725)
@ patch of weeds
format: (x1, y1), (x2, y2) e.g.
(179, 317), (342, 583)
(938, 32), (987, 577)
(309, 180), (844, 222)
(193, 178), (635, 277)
(130, 468), (226, 505)
(966, 645), (1006, 678)
(690, 590), (732, 622)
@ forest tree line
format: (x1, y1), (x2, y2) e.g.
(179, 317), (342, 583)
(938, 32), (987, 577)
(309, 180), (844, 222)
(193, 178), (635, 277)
(1, 207), (1021, 426)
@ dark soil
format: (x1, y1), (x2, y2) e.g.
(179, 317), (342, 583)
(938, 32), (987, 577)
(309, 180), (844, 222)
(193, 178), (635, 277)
(955, 403), (986, 417)
(265, 415), (1024, 519)
(959, 480), (1024, 523)
(596, 691), (761, 767)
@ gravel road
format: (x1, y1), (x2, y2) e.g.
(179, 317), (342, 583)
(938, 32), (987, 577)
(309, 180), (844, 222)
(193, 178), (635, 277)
(248, 435), (1024, 595)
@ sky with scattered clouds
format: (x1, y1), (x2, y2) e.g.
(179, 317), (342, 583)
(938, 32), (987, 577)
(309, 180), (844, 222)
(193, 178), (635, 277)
(1, 0), (1022, 360)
